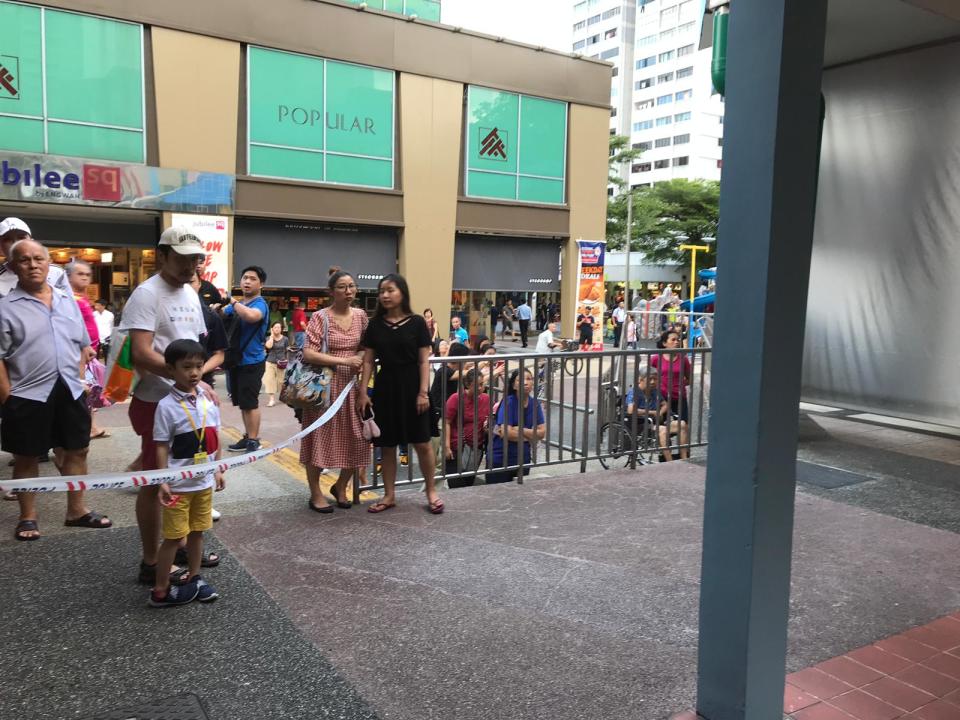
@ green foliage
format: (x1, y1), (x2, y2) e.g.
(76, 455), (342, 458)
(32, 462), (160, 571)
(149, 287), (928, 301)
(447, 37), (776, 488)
(606, 135), (720, 265)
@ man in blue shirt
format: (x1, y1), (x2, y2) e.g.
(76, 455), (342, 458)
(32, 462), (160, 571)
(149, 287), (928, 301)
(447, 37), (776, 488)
(222, 265), (269, 452)
(516, 299), (532, 348)
(450, 315), (469, 345)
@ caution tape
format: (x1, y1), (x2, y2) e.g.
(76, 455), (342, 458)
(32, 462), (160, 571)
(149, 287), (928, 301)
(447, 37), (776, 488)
(0, 380), (355, 494)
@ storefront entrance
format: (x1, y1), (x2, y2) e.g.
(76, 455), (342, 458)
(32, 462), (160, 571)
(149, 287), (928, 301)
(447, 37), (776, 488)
(0, 204), (160, 310)
(451, 233), (562, 344)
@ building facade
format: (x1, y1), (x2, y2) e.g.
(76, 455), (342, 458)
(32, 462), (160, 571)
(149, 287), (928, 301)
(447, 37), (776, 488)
(0, 0), (609, 338)
(572, 0), (723, 188)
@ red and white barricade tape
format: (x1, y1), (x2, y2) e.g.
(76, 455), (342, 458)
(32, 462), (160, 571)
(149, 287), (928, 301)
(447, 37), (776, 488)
(0, 380), (355, 494)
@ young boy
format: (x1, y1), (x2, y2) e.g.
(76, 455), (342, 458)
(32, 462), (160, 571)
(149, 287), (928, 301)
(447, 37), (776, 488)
(149, 339), (226, 607)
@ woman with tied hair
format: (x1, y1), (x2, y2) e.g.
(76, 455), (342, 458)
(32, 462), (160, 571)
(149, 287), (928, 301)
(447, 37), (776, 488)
(359, 273), (444, 514)
(300, 269), (369, 513)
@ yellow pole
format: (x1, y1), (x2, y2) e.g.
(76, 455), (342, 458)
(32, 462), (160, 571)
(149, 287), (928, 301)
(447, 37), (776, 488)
(680, 244), (709, 346)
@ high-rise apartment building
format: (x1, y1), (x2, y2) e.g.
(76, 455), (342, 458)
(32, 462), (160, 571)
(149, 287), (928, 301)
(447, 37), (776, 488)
(572, 0), (724, 188)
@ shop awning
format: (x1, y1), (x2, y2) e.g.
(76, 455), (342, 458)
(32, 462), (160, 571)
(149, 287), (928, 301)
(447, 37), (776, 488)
(233, 219), (398, 290)
(452, 234), (560, 292)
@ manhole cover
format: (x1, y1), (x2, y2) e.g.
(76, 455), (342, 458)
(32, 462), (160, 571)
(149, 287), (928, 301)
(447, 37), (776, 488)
(79, 693), (209, 720)
(796, 460), (871, 489)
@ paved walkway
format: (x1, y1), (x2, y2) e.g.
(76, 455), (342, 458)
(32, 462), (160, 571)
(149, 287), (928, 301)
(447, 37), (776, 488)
(0, 399), (956, 719)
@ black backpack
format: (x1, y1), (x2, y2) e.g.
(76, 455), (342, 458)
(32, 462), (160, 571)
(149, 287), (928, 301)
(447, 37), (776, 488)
(223, 305), (268, 369)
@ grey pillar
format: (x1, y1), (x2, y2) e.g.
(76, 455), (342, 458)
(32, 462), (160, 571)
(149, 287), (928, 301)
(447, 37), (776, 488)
(695, 2), (827, 720)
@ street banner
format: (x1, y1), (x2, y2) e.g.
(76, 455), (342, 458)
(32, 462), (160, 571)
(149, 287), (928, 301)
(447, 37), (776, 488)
(576, 239), (606, 350)
(172, 213), (231, 299)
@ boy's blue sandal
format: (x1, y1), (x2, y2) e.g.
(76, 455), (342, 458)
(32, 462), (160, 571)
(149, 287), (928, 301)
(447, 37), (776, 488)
(193, 575), (220, 603)
(147, 579), (199, 608)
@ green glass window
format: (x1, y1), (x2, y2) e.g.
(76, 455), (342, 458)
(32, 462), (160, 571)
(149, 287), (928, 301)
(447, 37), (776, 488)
(465, 86), (567, 205)
(0, 2), (144, 163)
(340, 0), (441, 22)
(247, 46), (395, 189)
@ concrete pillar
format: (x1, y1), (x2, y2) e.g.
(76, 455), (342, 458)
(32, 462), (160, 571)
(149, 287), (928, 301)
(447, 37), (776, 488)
(696, 1), (828, 718)
(564, 104), (610, 339)
(397, 73), (462, 329)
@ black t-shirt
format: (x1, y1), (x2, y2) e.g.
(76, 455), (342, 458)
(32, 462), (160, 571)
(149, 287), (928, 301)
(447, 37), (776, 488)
(201, 303), (228, 354)
(577, 314), (595, 332)
(362, 314), (431, 368)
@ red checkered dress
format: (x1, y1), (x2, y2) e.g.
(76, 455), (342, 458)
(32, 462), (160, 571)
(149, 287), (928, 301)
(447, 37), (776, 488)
(299, 308), (369, 469)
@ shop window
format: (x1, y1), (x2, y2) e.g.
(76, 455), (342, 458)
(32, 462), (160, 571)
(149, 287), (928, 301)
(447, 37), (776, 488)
(465, 86), (567, 205)
(0, 2), (145, 162)
(247, 47), (395, 189)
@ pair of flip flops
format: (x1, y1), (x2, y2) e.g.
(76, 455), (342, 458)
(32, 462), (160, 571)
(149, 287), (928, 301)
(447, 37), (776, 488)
(366, 499), (445, 514)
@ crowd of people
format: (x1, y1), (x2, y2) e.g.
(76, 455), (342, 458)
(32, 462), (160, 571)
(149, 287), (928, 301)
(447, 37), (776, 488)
(0, 218), (696, 609)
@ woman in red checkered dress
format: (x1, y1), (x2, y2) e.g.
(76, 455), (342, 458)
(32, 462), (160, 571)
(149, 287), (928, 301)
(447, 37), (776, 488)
(300, 270), (369, 512)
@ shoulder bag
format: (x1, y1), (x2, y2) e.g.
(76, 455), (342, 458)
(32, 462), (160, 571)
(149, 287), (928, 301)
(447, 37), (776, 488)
(280, 311), (335, 410)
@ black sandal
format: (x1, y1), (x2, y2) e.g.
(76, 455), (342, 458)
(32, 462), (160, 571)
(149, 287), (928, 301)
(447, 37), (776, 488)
(64, 511), (112, 529)
(14, 519), (40, 541)
(174, 548), (220, 568)
(328, 483), (351, 509)
(138, 561), (190, 586)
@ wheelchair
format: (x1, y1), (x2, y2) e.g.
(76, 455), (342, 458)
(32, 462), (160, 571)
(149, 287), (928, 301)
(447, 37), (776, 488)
(598, 387), (683, 469)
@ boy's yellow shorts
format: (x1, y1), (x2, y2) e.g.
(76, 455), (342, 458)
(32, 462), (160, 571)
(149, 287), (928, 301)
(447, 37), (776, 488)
(161, 487), (214, 540)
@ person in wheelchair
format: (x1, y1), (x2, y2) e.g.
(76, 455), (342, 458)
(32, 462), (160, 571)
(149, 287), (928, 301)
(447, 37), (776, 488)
(623, 371), (689, 462)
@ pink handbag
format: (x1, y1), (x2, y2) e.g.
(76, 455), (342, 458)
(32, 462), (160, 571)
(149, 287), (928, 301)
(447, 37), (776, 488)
(360, 407), (381, 441)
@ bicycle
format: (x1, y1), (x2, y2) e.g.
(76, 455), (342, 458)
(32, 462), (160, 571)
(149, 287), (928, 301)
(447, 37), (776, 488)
(535, 340), (584, 401)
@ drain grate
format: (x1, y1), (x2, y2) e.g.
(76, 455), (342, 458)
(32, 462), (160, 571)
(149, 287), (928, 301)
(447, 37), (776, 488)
(80, 693), (209, 720)
(796, 460), (871, 489)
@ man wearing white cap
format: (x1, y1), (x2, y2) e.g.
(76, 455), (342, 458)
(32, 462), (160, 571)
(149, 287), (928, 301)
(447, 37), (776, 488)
(0, 217), (70, 298)
(0, 218), (75, 488)
(120, 227), (224, 584)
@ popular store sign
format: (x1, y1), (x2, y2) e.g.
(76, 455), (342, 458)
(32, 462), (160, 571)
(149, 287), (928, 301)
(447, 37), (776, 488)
(0, 151), (234, 213)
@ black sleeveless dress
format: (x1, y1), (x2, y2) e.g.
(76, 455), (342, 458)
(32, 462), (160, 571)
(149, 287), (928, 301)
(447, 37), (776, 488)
(362, 314), (432, 447)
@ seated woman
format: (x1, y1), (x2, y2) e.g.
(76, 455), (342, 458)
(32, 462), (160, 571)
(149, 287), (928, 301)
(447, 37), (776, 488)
(624, 370), (688, 461)
(486, 369), (546, 484)
(443, 369), (490, 488)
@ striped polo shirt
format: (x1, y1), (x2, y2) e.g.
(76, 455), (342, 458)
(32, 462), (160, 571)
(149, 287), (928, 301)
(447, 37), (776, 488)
(152, 385), (221, 493)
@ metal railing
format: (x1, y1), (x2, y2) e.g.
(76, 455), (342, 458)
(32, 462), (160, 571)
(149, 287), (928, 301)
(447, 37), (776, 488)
(626, 309), (715, 346)
(357, 346), (711, 492)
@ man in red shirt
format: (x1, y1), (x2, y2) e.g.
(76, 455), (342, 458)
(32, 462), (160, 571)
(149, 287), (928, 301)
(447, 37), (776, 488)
(290, 301), (307, 348)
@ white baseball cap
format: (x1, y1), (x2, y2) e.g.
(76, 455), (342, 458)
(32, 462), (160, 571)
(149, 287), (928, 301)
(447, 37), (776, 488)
(158, 226), (204, 255)
(0, 217), (31, 237)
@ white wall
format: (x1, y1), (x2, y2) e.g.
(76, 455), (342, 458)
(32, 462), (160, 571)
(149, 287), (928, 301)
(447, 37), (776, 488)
(803, 40), (960, 425)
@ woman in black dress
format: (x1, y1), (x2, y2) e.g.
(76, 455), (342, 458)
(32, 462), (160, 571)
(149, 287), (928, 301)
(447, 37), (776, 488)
(358, 274), (444, 514)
